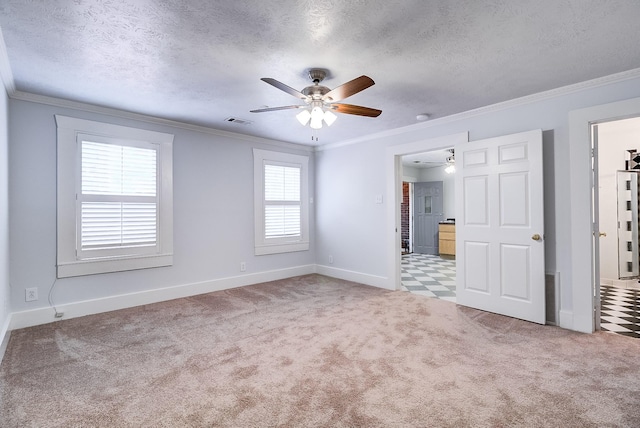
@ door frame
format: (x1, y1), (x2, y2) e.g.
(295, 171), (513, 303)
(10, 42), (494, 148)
(386, 132), (468, 290)
(568, 96), (640, 333)
(591, 124), (601, 332)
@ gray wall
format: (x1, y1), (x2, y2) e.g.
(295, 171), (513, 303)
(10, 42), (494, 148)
(8, 99), (315, 314)
(315, 138), (388, 272)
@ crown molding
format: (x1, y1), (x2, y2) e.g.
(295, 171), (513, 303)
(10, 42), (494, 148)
(9, 63), (640, 154)
(318, 67), (640, 151)
(0, 27), (15, 95)
(10, 90), (314, 153)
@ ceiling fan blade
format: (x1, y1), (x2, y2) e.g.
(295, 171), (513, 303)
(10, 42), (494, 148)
(261, 78), (308, 100)
(331, 103), (382, 117)
(322, 75), (375, 102)
(250, 105), (304, 113)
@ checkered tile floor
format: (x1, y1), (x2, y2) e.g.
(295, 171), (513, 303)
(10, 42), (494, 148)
(402, 255), (640, 339)
(401, 253), (456, 302)
(601, 285), (640, 339)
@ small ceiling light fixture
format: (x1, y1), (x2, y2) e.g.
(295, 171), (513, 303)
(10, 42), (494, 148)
(416, 113), (430, 121)
(296, 101), (338, 129)
(444, 149), (455, 174)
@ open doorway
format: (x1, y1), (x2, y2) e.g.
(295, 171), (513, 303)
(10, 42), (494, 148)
(594, 117), (640, 339)
(569, 96), (640, 334)
(385, 132), (468, 295)
(399, 149), (457, 302)
(389, 130), (546, 324)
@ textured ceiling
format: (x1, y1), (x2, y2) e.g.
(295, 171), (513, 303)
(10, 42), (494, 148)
(1, 0), (640, 146)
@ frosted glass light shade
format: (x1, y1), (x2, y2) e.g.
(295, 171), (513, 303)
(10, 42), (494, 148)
(296, 109), (311, 126)
(310, 116), (323, 129)
(323, 110), (337, 126)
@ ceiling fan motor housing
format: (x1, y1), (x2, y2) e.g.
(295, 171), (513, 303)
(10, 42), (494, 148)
(307, 68), (328, 84)
(302, 85), (330, 100)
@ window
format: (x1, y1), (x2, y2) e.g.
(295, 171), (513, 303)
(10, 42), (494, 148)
(254, 149), (309, 255)
(56, 115), (174, 277)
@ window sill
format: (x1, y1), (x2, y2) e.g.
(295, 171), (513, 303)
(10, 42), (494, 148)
(255, 242), (309, 256)
(57, 254), (173, 278)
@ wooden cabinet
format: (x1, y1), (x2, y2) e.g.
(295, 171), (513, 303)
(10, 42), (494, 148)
(438, 223), (455, 256)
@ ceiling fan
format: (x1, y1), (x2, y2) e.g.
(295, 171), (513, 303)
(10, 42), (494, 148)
(250, 68), (382, 129)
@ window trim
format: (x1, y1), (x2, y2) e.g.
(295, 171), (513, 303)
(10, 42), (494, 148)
(253, 148), (309, 255)
(56, 115), (174, 278)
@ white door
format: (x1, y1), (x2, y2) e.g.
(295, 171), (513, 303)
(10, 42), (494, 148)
(455, 129), (545, 324)
(413, 181), (444, 254)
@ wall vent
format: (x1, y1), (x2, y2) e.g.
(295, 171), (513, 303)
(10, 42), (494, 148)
(224, 117), (253, 125)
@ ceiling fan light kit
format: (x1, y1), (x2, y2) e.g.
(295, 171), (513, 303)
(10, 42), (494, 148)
(251, 68), (381, 132)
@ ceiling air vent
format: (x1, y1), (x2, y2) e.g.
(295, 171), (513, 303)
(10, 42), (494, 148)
(224, 117), (252, 125)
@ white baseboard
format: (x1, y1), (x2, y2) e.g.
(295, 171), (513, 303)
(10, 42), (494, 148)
(558, 310), (573, 331)
(316, 265), (390, 289)
(571, 312), (595, 334)
(6, 264), (584, 334)
(9, 264), (316, 330)
(0, 314), (11, 364)
(611, 279), (640, 290)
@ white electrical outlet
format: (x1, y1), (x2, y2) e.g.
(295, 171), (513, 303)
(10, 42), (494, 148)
(328, 255), (333, 264)
(240, 261), (246, 272)
(25, 287), (38, 302)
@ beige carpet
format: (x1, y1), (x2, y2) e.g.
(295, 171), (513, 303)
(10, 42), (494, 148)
(1, 274), (639, 427)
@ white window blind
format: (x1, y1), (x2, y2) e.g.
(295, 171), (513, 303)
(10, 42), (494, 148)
(81, 142), (156, 197)
(264, 164), (301, 238)
(79, 140), (159, 256)
(80, 202), (157, 249)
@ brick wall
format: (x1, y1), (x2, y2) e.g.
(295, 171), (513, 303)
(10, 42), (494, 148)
(401, 182), (409, 246)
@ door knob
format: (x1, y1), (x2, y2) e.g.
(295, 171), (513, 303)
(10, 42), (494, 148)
(532, 234), (542, 241)
(599, 232), (607, 237)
